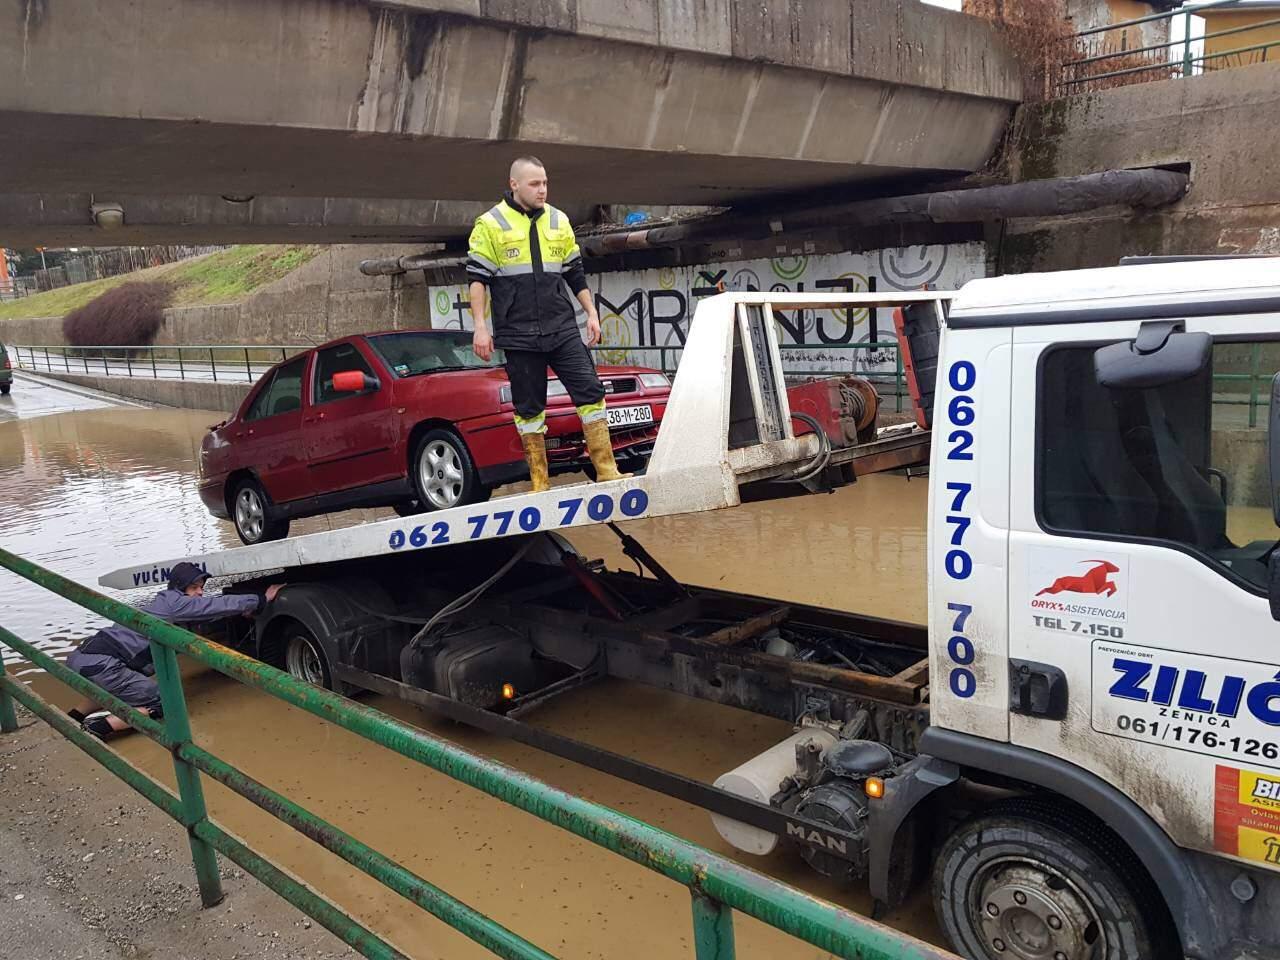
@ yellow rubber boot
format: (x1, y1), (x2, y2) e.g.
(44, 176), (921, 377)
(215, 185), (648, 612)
(521, 432), (550, 493)
(583, 419), (632, 482)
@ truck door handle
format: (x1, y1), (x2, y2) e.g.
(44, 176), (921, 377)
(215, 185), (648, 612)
(1009, 659), (1068, 720)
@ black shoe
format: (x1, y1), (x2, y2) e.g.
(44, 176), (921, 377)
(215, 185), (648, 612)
(82, 713), (119, 741)
(67, 708), (86, 723)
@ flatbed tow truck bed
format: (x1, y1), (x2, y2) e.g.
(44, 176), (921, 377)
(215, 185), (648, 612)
(99, 291), (947, 883)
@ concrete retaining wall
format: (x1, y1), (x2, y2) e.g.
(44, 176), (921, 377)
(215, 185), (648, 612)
(33, 371), (249, 415)
(0, 245), (433, 349)
(1003, 62), (1280, 270)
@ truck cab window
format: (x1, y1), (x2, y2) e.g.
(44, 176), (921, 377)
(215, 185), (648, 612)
(1038, 340), (1280, 591)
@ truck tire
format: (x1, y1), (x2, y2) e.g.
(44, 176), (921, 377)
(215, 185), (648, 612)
(411, 428), (490, 511)
(232, 476), (290, 545)
(283, 624), (332, 689)
(932, 798), (1176, 960)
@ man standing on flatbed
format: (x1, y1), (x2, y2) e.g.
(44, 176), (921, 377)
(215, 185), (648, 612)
(466, 156), (629, 492)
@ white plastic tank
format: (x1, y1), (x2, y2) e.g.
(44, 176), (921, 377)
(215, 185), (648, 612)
(710, 727), (838, 855)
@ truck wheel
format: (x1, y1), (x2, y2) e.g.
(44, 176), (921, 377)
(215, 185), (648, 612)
(933, 799), (1175, 960)
(411, 429), (491, 511)
(284, 626), (331, 689)
(232, 477), (290, 545)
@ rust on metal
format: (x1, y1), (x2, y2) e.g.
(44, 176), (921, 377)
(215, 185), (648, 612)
(703, 605), (792, 647)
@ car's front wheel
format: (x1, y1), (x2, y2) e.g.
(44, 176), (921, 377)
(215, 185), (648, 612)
(411, 429), (490, 511)
(231, 477), (290, 545)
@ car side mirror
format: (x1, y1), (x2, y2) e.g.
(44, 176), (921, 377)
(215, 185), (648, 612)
(332, 370), (378, 392)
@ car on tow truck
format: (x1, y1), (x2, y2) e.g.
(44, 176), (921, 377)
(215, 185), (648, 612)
(198, 329), (671, 544)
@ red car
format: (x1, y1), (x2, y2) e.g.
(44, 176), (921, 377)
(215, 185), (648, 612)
(199, 330), (670, 544)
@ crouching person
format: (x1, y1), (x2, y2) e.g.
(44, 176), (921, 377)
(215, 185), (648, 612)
(66, 562), (281, 739)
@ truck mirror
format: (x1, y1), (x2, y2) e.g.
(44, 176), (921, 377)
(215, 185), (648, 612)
(1270, 372), (1280, 527)
(1269, 549), (1280, 622)
(1094, 321), (1210, 389)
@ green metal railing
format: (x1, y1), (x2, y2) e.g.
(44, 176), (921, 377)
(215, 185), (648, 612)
(1059, 0), (1280, 93)
(0, 545), (954, 960)
(1214, 344), (1276, 429)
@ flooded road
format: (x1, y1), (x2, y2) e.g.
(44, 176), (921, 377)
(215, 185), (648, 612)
(1, 372), (940, 957)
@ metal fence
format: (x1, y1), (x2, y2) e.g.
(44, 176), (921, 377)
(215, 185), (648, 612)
(1058, 0), (1280, 94)
(10, 341), (912, 410)
(0, 545), (953, 960)
(11, 343), (302, 383)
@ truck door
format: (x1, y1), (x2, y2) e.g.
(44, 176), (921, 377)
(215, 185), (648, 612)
(1008, 314), (1280, 869)
(305, 340), (398, 496)
(928, 320), (1015, 743)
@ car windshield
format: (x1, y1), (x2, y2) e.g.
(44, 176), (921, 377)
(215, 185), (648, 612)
(367, 332), (502, 378)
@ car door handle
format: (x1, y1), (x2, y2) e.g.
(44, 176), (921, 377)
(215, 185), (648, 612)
(303, 413), (325, 423)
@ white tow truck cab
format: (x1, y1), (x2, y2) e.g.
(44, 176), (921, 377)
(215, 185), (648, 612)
(105, 259), (1280, 960)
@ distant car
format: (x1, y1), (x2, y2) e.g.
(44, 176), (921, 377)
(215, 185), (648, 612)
(198, 330), (671, 544)
(0, 344), (12, 395)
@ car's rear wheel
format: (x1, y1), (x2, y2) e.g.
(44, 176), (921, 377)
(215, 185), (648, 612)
(0, 384), (10, 395)
(232, 477), (290, 545)
(411, 429), (490, 511)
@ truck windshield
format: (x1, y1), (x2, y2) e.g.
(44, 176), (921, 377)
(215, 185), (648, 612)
(366, 332), (502, 377)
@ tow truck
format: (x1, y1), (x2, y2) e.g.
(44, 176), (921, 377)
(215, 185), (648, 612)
(103, 259), (1280, 960)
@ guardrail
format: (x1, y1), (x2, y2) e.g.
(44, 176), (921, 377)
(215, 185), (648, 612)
(1058, 0), (1280, 94)
(10, 343), (300, 383)
(9, 340), (912, 411)
(0, 545), (954, 960)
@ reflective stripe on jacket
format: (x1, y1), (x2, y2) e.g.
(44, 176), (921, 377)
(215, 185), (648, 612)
(466, 193), (588, 351)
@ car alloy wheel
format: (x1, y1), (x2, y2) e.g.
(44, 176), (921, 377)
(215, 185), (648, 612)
(418, 437), (466, 509)
(235, 486), (266, 542)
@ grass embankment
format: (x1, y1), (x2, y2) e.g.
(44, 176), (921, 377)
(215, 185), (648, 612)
(0, 245), (321, 321)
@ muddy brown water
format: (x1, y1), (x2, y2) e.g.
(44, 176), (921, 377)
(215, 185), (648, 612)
(1, 387), (942, 957)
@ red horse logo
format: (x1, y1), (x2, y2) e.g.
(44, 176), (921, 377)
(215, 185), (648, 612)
(1037, 560), (1120, 598)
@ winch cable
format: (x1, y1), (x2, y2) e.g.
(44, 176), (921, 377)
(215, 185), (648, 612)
(786, 412), (832, 483)
(407, 537), (538, 650)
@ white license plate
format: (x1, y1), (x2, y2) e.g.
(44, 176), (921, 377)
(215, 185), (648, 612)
(606, 405), (654, 428)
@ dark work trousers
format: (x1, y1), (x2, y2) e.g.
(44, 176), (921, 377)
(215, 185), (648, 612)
(504, 336), (606, 431)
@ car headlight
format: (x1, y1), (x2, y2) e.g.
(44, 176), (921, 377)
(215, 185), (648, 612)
(639, 373), (670, 389)
(500, 385), (512, 404)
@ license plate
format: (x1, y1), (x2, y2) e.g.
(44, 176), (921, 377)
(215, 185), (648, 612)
(606, 405), (653, 429)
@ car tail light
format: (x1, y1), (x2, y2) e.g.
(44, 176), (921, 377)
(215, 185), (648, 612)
(1, 355), (9, 369)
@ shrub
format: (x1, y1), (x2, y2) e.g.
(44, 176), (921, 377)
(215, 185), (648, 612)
(968, 0), (1077, 101)
(62, 281), (171, 355)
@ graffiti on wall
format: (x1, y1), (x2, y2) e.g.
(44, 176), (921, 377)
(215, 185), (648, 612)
(429, 242), (985, 374)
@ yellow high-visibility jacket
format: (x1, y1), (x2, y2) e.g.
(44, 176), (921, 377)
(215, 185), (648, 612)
(466, 194), (587, 351)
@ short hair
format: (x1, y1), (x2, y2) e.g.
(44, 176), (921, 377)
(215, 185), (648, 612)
(509, 155), (546, 180)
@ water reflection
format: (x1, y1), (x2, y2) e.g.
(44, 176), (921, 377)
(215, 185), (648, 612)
(0, 405), (392, 664)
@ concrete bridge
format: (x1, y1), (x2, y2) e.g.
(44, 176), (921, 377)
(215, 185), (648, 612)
(1, 0), (1021, 245)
